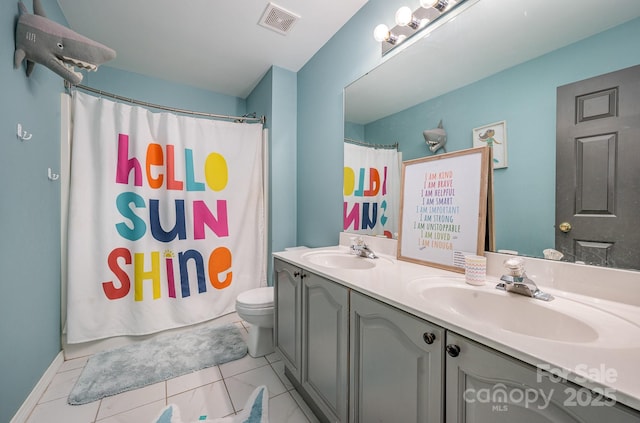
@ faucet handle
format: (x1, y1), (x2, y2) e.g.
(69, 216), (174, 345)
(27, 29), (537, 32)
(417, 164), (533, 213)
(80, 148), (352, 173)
(503, 257), (525, 277)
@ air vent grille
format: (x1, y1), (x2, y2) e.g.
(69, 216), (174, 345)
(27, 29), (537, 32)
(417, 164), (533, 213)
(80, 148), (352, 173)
(259, 2), (300, 35)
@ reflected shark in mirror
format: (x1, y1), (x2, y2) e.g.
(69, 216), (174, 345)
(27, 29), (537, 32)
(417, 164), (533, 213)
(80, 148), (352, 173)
(424, 119), (447, 153)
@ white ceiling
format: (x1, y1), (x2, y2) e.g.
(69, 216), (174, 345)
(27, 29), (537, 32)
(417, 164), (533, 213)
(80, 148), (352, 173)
(56, 0), (369, 98)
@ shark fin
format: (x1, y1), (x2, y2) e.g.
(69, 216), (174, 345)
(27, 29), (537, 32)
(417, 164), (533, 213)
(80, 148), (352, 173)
(14, 49), (26, 69)
(18, 1), (27, 14)
(26, 60), (35, 77)
(33, 0), (47, 18)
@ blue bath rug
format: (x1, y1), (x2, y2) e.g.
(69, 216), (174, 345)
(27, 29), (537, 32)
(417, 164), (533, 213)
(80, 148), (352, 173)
(68, 323), (247, 405)
(153, 385), (268, 423)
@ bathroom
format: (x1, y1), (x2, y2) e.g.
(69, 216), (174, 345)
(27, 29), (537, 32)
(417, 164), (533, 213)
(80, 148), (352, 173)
(2, 0), (640, 422)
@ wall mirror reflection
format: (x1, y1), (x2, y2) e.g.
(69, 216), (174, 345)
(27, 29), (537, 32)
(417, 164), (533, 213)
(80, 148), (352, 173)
(344, 0), (640, 270)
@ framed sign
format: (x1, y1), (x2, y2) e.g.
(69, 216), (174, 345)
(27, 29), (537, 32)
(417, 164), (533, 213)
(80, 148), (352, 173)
(398, 146), (491, 272)
(473, 120), (508, 169)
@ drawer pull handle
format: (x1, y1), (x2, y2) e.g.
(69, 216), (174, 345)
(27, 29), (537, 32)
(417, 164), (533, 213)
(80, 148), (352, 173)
(446, 344), (461, 357)
(423, 332), (436, 344)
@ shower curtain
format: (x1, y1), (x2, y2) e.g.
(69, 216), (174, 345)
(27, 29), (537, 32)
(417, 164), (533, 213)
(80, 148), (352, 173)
(66, 91), (265, 344)
(343, 142), (401, 238)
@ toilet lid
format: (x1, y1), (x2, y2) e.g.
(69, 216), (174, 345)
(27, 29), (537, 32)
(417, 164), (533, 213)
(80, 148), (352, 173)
(237, 287), (274, 308)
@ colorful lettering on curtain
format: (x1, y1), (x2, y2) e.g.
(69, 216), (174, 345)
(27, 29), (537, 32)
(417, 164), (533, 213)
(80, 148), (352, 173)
(66, 92), (265, 343)
(343, 142), (401, 238)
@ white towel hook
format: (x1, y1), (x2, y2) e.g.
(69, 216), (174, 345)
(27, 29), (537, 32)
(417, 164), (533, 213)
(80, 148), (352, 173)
(48, 168), (60, 181)
(17, 123), (33, 141)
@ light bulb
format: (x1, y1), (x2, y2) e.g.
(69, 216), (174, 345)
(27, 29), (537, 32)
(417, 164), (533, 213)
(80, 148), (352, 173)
(420, 0), (449, 11)
(395, 6), (413, 27)
(373, 24), (390, 42)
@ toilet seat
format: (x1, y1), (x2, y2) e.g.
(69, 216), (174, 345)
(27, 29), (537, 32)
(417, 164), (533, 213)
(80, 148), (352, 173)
(236, 287), (273, 309)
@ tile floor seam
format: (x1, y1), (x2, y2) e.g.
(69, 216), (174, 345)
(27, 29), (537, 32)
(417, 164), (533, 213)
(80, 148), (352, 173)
(220, 374), (238, 416)
(93, 399), (103, 423)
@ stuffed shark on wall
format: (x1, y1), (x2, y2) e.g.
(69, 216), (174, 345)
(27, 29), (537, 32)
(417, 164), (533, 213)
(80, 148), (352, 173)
(14, 0), (116, 85)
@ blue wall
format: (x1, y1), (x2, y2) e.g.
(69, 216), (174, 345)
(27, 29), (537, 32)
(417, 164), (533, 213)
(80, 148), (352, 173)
(297, 0), (407, 247)
(0, 1), (66, 420)
(361, 18), (640, 257)
(83, 67), (246, 117)
(260, 67), (298, 256)
(246, 66), (298, 283)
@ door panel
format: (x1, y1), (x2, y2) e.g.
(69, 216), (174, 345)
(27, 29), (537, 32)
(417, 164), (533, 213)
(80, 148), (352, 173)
(273, 259), (302, 379)
(556, 64), (640, 269)
(350, 292), (444, 423)
(302, 273), (349, 423)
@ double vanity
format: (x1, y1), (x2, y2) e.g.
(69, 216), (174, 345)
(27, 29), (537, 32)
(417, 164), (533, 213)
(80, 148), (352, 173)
(273, 234), (640, 423)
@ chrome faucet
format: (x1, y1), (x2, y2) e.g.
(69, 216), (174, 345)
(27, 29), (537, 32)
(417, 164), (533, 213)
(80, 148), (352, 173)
(350, 237), (378, 259)
(496, 258), (553, 301)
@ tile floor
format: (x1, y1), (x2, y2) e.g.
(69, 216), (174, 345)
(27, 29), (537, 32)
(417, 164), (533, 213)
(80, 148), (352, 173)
(26, 313), (320, 423)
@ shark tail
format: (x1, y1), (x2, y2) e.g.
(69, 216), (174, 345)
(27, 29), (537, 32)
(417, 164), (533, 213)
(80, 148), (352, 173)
(14, 48), (25, 69)
(33, 0), (46, 17)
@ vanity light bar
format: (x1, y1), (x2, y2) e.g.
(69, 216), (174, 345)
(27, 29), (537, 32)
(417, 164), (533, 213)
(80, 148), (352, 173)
(375, 0), (466, 55)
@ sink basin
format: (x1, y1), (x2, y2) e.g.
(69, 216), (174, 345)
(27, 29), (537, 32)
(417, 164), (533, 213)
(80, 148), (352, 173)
(416, 283), (597, 342)
(302, 250), (388, 270)
(406, 277), (640, 344)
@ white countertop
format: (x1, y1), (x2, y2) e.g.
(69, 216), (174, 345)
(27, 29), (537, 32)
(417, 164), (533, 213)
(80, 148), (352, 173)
(273, 244), (640, 411)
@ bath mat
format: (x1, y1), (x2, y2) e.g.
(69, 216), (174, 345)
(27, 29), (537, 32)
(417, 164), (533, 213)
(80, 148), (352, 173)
(68, 323), (247, 405)
(153, 385), (268, 423)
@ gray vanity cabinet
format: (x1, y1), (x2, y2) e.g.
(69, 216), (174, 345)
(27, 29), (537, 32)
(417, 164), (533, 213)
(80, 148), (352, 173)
(275, 257), (640, 423)
(445, 332), (640, 423)
(350, 291), (445, 423)
(274, 258), (303, 381)
(301, 272), (349, 423)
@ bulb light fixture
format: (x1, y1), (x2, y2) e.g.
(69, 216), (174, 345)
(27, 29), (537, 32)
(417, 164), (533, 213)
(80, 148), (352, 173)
(395, 6), (422, 30)
(373, 24), (399, 45)
(373, 0), (463, 54)
(420, 0), (450, 12)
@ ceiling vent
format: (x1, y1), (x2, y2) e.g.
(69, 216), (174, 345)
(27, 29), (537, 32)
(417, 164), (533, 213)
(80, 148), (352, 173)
(258, 2), (300, 35)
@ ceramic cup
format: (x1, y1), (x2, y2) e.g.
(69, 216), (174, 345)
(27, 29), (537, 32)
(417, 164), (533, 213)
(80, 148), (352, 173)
(465, 255), (486, 286)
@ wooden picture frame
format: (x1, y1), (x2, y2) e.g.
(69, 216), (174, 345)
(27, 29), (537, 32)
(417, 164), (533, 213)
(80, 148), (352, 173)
(397, 146), (491, 272)
(473, 120), (508, 169)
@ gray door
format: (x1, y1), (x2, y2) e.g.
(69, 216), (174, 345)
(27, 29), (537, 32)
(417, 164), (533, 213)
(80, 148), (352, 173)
(556, 64), (640, 270)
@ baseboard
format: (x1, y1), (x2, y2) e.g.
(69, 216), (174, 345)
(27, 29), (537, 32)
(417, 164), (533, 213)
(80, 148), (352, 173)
(10, 351), (64, 423)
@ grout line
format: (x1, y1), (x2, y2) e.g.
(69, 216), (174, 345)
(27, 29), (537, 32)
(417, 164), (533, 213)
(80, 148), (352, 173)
(93, 399), (102, 423)
(220, 376), (238, 415)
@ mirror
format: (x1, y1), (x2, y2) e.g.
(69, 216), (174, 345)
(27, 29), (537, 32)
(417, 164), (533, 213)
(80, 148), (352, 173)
(344, 0), (640, 270)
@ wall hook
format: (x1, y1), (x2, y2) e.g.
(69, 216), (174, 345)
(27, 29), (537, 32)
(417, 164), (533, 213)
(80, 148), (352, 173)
(17, 123), (33, 141)
(48, 168), (60, 181)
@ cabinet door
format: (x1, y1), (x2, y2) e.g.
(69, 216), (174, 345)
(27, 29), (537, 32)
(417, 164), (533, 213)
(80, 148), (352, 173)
(273, 259), (302, 381)
(350, 291), (444, 423)
(302, 273), (349, 423)
(445, 332), (640, 423)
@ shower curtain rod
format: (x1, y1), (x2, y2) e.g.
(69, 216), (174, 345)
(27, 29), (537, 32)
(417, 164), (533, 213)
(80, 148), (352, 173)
(64, 81), (266, 124)
(344, 137), (398, 150)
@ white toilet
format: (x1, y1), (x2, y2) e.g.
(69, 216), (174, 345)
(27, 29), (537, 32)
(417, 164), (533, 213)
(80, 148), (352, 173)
(235, 286), (274, 357)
